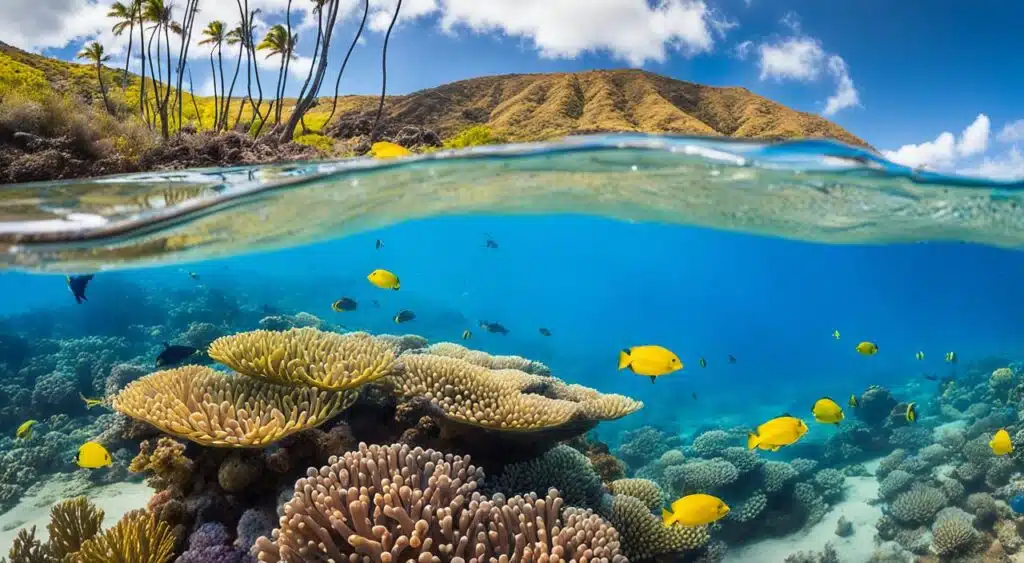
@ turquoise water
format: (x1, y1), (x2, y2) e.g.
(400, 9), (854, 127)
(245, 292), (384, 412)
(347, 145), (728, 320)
(1, 134), (1023, 561)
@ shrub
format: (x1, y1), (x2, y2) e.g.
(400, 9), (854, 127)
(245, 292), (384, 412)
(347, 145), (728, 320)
(294, 133), (335, 154)
(443, 124), (506, 149)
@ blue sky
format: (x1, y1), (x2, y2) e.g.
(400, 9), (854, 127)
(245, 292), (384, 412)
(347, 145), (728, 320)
(4, 0), (1023, 178)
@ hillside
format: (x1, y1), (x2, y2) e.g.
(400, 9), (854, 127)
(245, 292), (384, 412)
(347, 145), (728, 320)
(325, 69), (869, 147)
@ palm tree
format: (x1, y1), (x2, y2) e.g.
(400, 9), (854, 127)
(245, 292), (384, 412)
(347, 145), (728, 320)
(257, 24), (298, 125)
(279, 0), (341, 142)
(225, 24), (247, 128)
(107, 1), (139, 89)
(143, 0), (182, 138)
(325, 0), (368, 128)
(371, 0), (402, 140)
(77, 42), (113, 114)
(199, 20), (227, 130)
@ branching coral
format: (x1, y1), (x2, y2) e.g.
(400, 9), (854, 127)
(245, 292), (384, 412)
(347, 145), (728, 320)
(392, 353), (641, 433)
(930, 511), (978, 556)
(128, 437), (194, 491)
(253, 443), (624, 562)
(608, 478), (666, 513)
(111, 365), (355, 447)
(4, 527), (52, 563)
(47, 497), (104, 559)
(208, 328), (402, 391)
(491, 444), (604, 509)
(74, 510), (175, 563)
(665, 459), (739, 495)
(604, 493), (708, 560)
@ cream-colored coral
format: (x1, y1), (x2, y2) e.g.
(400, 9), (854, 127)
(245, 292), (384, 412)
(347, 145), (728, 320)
(111, 366), (355, 448)
(73, 510), (175, 563)
(609, 478), (666, 513)
(254, 443), (624, 562)
(990, 367), (1014, 390)
(605, 493), (708, 560)
(394, 353), (641, 431)
(208, 328), (402, 390)
(422, 341), (551, 375)
(47, 496), (104, 559)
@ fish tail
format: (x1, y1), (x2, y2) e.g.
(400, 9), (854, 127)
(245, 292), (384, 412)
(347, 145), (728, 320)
(661, 508), (676, 527)
(746, 432), (759, 450)
(617, 349), (631, 371)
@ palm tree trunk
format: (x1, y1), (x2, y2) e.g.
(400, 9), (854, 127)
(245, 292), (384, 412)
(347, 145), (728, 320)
(236, 1), (256, 132)
(217, 43), (226, 131)
(279, 0), (339, 143)
(138, 15), (149, 123)
(175, 0), (200, 135)
(148, 29), (161, 129)
(187, 65), (203, 129)
(160, 24), (172, 138)
(371, 0), (402, 141)
(97, 63), (113, 114)
(271, 56), (285, 126)
(229, 42), (245, 129)
(123, 18), (135, 89)
(325, 0), (368, 129)
(209, 51), (219, 129)
(278, 0), (293, 125)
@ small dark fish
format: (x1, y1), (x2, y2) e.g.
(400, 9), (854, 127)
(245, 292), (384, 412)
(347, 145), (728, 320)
(393, 310), (416, 324)
(376, 239), (383, 250)
(728, 355), (737, 364)
(539, 327), (552, 337)
(484, 236), (499, 249)
(156, 343), (199, 367)
(188, 272), (200, 281)
(479, 320), (509, 335)
(923, 374), (938, 381)
(331, 297), (358, 312)
(699, 357), (707, 368)
(66, 275), (94, 304)
(371, 300), (381, 309)
(462, 330), (472, 340)
(692, 392), (697, 400)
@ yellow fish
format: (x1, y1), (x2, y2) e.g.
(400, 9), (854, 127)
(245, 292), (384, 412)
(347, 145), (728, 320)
(747, 415), (808, 452)
(75, 441), (112, 469)
(915, 351), (924, 360)
(462, 330), (472, 340)
(905, 402), (918, 423)
(15, 420), (37, 440)
(832, 330), (840, 340)
(811, 397), (844, 424)
(617, 345), (683, 383)
(367, 269), (400, 290)
(848, 394), (859, 408)
(991, 428), (1013, 456)
(855, 341), (878, 355)
(945, 352), (957, 364)
(661, 494), (730, 527)
(369, 141), (411, 159)
(80, 393), (105, 409)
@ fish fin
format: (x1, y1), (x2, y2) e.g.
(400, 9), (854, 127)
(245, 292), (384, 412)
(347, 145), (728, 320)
(661, 508), (676, 527)
(617, 350), (631, 371)
(746, 432), (759, 450)
(781, 412), (793, 418)
(769, 446), (781, 452)
(650, 376), (656, 384)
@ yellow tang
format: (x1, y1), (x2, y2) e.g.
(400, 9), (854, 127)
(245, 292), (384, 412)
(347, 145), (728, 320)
(75, 441), (113, 469)
(905, 402), (918, 423)
(747, 415), (808, 452)
(811, 397), (844, 424)
(915, 351), (925, 360)
(367, 269), (401, 290)
(461, 330), (472, 340)
(855, 341), (878, 355)
(991, 428), (1013, 456)
(661, 494), (730, 527)
(369, 141), (412, 159)
(848, 394), (859, 408)
(15, 420), (37, 440)
(80, 393), (105, 409)
(617, 345), (683, 383)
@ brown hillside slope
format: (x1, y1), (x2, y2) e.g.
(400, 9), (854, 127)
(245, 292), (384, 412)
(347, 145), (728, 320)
(329, 69), (869, 148)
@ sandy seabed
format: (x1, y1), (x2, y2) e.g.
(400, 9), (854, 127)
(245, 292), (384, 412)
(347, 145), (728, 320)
(0, 473), (151, 550)
(725, 459), (886, 563)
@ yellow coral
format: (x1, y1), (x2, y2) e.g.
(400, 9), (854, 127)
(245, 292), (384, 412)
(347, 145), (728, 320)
(47, 496), (104, 559)
(208, 328), (402, 390)
(73, 510), (174, 563)
(111, 365), (355, 448)
(129, 437), (194, 491)
(422, 341), (550, 375)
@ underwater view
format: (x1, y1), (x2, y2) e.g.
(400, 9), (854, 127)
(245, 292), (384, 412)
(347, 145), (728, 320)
(2, 0), (1024, 561)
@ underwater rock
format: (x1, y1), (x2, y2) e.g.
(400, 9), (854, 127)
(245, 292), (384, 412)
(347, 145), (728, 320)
(782, 543), (839, 563)
(835, 515), (853, 537)
(217, 453), (263, 494)
(104, 362), (148, 396)
(854, 385), (899, 428)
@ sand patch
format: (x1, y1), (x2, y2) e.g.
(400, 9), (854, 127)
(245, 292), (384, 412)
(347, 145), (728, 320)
(725, 461), (886, 562)
(0, 473), (151, 551)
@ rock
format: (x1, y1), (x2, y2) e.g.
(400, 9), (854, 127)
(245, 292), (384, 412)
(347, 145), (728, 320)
(835, 515), (853, 537)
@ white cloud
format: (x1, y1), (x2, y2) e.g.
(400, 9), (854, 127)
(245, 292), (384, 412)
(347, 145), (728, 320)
(882, 114), (991, 169)
(733, 40), (753, 60)
(779, 11), (801, 32)
(822, 55), (858, 115)
(997, 119), (1024, 143)
(961, 146), (1024, 181)
(758, 37), (824, 81)
(432, 0), (726, 65)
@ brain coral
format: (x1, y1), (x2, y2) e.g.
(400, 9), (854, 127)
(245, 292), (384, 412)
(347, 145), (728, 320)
(112, 366), (356, 447)
(604, 494), (708, 560)
(254, 443), (625, 562)
(392, 353), (641, 432)
(890, 486), (946, 525)
(208, 328), (402, 390)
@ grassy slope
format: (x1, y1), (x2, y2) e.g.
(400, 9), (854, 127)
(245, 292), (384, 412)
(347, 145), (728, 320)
(0, 41), (868, 148)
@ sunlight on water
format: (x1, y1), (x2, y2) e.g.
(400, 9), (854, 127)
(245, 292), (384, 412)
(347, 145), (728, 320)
(1, 134), (1022, 272)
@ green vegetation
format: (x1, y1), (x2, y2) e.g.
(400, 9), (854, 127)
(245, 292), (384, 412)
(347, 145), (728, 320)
(294, 133), (336, 154)
(443, 125), (507, 149)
